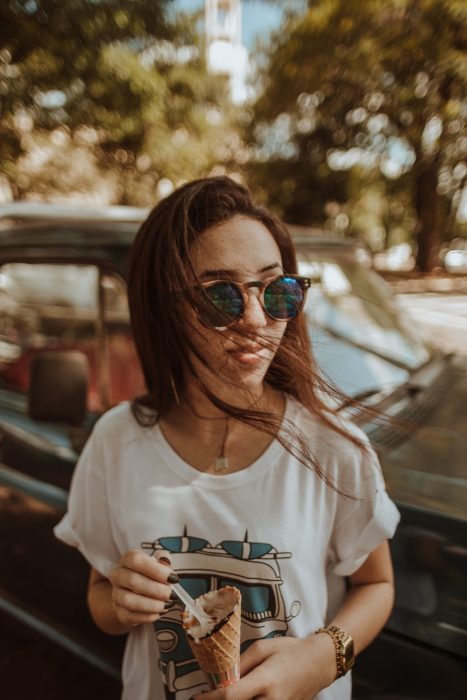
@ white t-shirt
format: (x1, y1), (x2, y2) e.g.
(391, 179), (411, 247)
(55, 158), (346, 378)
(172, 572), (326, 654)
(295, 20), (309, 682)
(55, 395), (400, 700)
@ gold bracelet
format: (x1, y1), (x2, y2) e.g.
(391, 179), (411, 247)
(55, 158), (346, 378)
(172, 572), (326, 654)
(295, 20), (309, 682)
(314, 625), (355, 679)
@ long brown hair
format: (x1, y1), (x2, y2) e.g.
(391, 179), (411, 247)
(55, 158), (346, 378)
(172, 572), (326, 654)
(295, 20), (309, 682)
(127, 176), (368, 488)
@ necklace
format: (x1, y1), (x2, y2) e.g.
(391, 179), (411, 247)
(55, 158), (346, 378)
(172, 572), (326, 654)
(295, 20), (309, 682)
(213, 417), (230, 472)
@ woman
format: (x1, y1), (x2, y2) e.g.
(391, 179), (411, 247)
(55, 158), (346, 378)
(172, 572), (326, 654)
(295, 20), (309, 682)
(55, 176), (400, 700)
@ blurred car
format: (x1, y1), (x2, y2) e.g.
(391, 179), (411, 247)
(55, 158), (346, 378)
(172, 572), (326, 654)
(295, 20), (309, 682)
(0, 203), (466, 699)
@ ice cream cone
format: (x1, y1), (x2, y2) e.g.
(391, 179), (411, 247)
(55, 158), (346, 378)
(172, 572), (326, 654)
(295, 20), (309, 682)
(183, 586), (241, 689)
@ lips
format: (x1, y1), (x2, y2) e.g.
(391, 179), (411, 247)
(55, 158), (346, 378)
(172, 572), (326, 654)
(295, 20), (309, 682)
(226, 341), (271, 367)
(228, 343), (263, 355)
(228, 340), (272, 357)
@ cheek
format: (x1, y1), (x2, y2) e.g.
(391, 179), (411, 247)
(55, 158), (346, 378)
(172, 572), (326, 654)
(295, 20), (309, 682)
(184, 309), (288, 369)
(186, 316), (228, 362)
(274, 321), (288, 343)
(263, 321), (288, 351)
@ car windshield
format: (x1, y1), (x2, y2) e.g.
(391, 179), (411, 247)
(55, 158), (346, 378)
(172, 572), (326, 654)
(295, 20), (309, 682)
(297, 248), (433, 400)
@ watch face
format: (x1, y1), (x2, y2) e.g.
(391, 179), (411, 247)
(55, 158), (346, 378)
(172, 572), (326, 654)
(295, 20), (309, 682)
(342, 638), (355, 669)
(321, 627), (355, 675)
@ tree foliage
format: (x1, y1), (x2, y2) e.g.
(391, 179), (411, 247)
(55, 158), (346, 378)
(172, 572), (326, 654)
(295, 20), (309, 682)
(248, 0), (467, 270)
(0, 0), (240, 204)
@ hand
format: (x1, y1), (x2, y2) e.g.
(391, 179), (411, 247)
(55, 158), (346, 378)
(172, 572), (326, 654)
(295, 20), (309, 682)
(193, 634), (336, 700)
(108, 549), (176, 628)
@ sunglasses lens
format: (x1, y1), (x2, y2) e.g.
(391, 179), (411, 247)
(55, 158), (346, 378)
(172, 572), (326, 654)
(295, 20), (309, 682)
(264, 276), (305, 320)
(203, 282), (243, 327)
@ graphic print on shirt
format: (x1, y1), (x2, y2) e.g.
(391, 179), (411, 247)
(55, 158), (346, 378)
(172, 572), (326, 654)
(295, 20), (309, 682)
(141, 528), (301, 700)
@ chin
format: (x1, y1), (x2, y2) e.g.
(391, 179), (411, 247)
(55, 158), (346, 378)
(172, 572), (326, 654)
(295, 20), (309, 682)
(231, 364), (268, 388)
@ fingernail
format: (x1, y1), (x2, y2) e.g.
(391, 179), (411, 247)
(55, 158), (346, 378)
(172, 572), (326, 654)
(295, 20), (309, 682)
(169, 590), (178, 601)
(159, 556), (171, 566)
(163, 600), (176, 610)
(168, 573), (179, 584)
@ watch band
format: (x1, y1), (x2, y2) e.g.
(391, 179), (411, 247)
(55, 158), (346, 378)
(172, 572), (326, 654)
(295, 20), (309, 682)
(314, 625), (355, 679)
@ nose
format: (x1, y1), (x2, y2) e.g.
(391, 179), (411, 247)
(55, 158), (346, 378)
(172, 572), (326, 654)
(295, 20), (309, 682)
(239, 288), (268, 329)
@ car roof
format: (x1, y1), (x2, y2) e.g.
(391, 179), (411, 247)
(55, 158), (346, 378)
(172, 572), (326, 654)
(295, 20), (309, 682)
(0, 218), (362, 254)
(0, 202), (148, 223)
(0, 220), (139, 249)
(0, 202), (361, 252)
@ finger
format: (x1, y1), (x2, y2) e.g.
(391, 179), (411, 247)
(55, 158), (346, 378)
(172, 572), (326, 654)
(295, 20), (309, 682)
(112, 587), (172, 615)
(193, 668), (266, 700)
(113, 603), (161, 626)
(239, 640), (273, 677)
(112, 567), (172, 601)
(120, 549), (179, 584)
(193, 643), (273, 699)
(226, 668), (267, 700)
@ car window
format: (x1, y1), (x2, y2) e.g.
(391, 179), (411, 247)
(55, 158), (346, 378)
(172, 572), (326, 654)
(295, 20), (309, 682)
(101, 273), (145, 405)
(311, 326), (410, 399)
(0, 263), (103, 411)
(297, 252), (432, 398)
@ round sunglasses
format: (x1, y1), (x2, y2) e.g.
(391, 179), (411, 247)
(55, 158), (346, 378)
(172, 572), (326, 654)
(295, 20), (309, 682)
(195, 274), (311, 329)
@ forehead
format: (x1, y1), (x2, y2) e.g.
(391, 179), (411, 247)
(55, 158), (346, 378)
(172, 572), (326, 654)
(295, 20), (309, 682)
(191, 215), (282, 275)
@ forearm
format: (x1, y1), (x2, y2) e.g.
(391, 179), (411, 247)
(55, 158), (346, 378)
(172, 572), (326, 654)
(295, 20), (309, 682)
(299, 579), (394, 693)
(330, 579), (394, 654)
(311, 541), (395, 688)
(87, 575), (134, 636)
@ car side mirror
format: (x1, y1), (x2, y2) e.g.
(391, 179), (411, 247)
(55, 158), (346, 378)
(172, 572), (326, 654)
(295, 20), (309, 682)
(28, 350), (89, 425)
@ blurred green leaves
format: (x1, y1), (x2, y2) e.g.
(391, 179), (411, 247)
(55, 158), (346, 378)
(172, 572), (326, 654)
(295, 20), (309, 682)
(248, 0), (467, 270)
(0, 0), (238, 204)
(1, 0), (465, 271)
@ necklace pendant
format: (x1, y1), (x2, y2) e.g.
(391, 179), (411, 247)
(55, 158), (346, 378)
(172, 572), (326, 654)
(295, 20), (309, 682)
(213, 456), (230, 472)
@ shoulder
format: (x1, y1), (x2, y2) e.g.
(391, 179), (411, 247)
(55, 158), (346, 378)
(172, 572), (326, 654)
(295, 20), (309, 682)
(286, 394), (369, 454)
(285, 395), (379, 483)
(90, 401), (142, 444)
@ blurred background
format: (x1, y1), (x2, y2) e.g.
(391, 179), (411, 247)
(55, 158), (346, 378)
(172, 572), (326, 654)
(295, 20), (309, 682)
(0, 1), (466, 697)
(1, 0), (466, 274)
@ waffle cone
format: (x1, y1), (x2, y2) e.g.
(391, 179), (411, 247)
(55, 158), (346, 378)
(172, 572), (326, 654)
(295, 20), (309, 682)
(183, 586), (241, 676)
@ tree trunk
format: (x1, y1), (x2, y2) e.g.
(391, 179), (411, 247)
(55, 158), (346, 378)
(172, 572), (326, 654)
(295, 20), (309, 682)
(414, 155), (443, 272)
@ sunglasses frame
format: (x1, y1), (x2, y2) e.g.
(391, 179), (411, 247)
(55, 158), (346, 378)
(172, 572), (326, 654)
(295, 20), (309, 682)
(196, 274), (312, 329)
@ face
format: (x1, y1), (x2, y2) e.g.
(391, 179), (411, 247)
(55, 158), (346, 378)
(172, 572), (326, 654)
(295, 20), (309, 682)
(185, 215), (288, 400)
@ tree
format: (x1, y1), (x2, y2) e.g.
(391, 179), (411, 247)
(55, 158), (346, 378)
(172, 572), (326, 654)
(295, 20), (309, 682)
(248, 0), (467, 270)
(0, 1), (169, 182)
(0, 1), (240, 203)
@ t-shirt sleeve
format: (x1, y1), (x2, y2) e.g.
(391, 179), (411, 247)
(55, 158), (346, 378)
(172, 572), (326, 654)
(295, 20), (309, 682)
(330, 440), (400, 577)
(54, 420), (120, 578)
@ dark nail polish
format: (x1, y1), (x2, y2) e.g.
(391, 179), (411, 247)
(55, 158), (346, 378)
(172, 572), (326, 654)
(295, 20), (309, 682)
(159, 556), (171, 566)
(163, 600), (176, 610)
(169, 590), (178, 601)
(168, 573), (179, 584)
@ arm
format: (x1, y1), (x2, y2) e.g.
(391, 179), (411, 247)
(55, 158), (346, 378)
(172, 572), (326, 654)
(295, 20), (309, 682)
(194, 541), (394, 700)
(87, 550), (176, 636)
(328, 539), (394, 654)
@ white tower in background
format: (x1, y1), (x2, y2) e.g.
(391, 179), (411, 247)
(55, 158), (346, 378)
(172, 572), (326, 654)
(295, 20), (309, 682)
(205, 0), (250, 103)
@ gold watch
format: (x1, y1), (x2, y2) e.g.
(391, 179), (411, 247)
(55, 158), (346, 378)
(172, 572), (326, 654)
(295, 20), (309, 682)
(314, 625), (355, 679)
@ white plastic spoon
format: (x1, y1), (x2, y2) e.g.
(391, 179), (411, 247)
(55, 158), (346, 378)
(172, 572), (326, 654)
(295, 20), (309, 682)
(170, 581), (214, 628)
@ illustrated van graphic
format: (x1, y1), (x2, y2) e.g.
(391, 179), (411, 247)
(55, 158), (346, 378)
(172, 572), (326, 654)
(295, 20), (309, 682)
(141, 530), (301, 700)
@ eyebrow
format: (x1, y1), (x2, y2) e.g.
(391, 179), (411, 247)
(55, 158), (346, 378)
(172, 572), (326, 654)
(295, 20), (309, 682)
(199, 263), (282, 280)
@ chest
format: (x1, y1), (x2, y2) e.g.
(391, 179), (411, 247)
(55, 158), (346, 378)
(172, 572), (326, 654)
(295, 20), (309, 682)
(111, 449), (334, 570)
(162, 422), (277, 473)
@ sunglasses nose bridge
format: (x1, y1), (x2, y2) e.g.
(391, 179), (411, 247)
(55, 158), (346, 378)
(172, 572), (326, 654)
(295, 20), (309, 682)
(239, 285), (268, 327)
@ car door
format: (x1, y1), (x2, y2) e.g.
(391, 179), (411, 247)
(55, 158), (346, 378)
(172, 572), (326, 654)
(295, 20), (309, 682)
(0, 259), (144, 678)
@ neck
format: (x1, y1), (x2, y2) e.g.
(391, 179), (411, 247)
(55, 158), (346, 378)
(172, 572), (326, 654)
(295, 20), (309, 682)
(186, 377), (265, 416)
(165, 379), (275, 439)
(160, 381), (286, 475)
